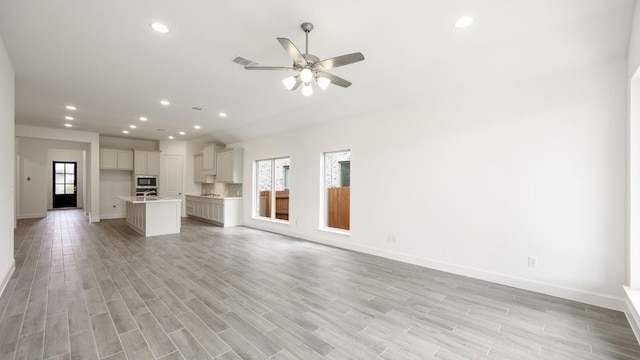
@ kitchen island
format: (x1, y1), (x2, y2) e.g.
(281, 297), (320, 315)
(118, 196), (182, 237)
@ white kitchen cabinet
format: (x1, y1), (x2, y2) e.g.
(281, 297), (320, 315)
(134, 151), (161, 175)
(201, 145), (217, 174)
(100, 148), (134, 170)
(193, 154), (214, 183)
(216, 148), (243, 183)
(185, 195), (242, 227)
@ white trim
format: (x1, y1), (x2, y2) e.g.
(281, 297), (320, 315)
(0, 259), (15, 297)
(246, 223), (625, 311)
(90, 215), (100, 223)
(99, 214), (125, 220)
(624, 286), (640, 344)
(16, 213), (46, 219)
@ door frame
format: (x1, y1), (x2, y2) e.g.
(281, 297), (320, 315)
(52, 161), (78, 208)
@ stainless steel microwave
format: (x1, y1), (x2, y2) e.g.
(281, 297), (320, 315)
(135, 176), (157, 188)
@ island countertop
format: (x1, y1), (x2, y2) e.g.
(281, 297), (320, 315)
(185, 194), (243, 200)
(118, 195), (183, 204)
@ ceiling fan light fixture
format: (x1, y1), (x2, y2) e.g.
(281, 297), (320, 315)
(282, 76), (296, 90)
(300, 68), (314, 84)
(317, 76), (331, 91)
(302, 83), (313, 96)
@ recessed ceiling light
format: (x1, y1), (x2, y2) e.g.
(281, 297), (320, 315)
(139, 116), (148, 121)
(151, 22), (170, 34)
(129, 125), (137, 129)
(168, 136), (174, 140)
(122, 130), (129, 134)
(160, 100), (170, 106)
(194, 125), (201, 129)
(65, 116), (74, 120)
(179, 131), (185, 135)
(219, 112), (227, 117)
(64, 123), (72, 127)
(65, 105), (76, 111)
(454, 16), (473, 28)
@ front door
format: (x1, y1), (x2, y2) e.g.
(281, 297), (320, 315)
(53, 161), (77, 208)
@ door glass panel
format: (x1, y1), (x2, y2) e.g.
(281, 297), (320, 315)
(55, 185), (65, 194)
(65, 174), (75, 183)
(65, 163), (74, 174)
(55, 174), (65, 183)
(55, 163), (65, 173)
(65, 184), (75, 194)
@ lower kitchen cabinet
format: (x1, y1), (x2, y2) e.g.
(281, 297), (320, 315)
(185, 195), (242, 227)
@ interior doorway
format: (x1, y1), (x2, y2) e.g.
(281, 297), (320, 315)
(52, 161), (77, 208)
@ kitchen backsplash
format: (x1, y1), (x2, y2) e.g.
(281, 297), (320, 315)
(201, 182), (243, 197)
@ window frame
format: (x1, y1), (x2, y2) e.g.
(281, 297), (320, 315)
(254, 157), (290, 223)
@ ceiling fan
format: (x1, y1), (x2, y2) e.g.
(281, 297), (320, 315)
(241, 22), (365, 96)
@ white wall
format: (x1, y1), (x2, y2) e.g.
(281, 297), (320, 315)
(16, 138), (89, 218)
(100, 135), (158, 151)
(235, 58), (628, 310)
(47, 149), (84, 209)
(0, 35), (15, 296)
(99, 170), (132, 219)
(16, 125), (100, 221)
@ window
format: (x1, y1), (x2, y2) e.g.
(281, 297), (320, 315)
(256, 157), (290, 221)
(323, 151), (350, 231)
(283, 165), (290, 190)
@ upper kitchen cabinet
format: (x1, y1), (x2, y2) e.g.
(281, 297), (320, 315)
(193, 154), (214, 183)
(134, 150), (161, 175)
(201, 145), (217, 175)
(216, 148), (243, 183)
(100, 148), (134, 170)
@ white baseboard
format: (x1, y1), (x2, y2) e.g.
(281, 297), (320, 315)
(0, 260), (15, 297)
(245, 222), (625, 311)
(100, 214), (125, 220)
(624, 287), (640, 344)
(16, 213), (46, 219)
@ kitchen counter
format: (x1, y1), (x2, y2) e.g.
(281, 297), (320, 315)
(119, 196), (182, 236)
(118, 195), (183, 203)
(186, 194), (243, 199)
(185, 195), (242, 227)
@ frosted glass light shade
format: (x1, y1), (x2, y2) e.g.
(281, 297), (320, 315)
(300, 68), (313, 83)
(317, 77), (331, 91)
(282, 76), (296, 90)
(302, 83), (313, 96)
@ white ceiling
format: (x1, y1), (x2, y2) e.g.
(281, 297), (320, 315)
(0, 0), (636, 144)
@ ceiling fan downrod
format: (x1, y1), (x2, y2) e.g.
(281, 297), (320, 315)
(301, 22), (313, 55)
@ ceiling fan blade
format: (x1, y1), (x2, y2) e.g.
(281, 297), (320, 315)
(317, 71), (352, 88)
(291, 77), (302, 90)
(277, 38), (307, 66)
(244, 66), (295, 71)
(314, 52), (365, 70)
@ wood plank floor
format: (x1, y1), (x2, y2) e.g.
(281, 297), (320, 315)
(1, 209), (639, 360)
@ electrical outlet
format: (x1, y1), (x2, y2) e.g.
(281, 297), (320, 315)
(386, 235), (397, 244)
(528, 256), (538, 268)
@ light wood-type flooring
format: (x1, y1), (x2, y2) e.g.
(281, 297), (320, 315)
(1, 209), (639, 359)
